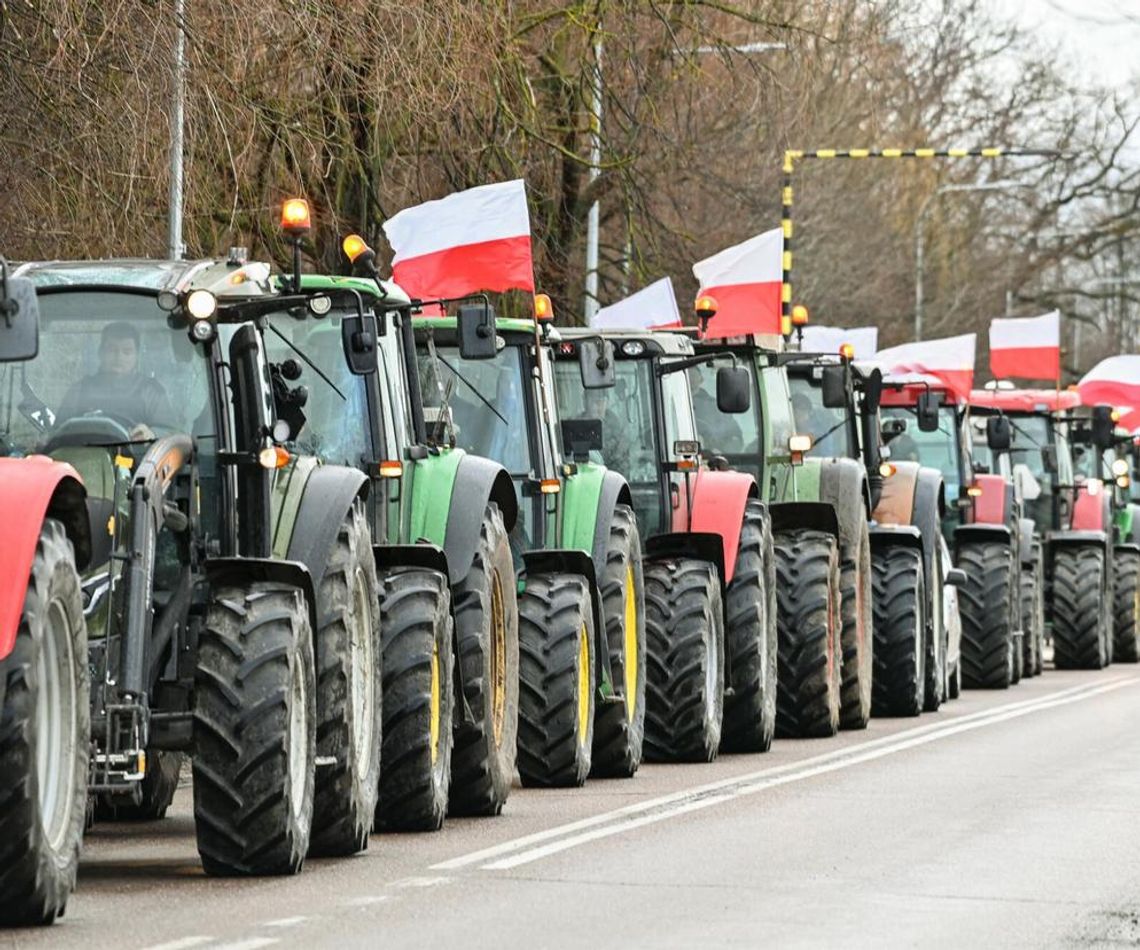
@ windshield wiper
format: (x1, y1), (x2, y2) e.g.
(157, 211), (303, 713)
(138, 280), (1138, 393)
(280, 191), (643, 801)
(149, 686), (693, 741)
(267, 324), (345, 401)
(434, 351), (509, 427)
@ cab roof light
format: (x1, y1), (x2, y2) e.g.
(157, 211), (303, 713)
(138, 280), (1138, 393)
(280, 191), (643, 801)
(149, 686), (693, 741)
(695, 293), (718, 335)
(534, 293), (554, 322)
(839, 343), (855, 360)
(343, 233), (372, 264)
(791, 304), (810, 327)
(281, 198), (312, 236)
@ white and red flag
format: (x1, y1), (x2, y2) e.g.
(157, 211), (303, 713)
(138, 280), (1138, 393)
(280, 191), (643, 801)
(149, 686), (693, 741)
(592, 277), (682, 330)
(1078, 355), (1140, 428)
(800, 324), (878, 358)
(692, 227), (783, 337)
(989, 311), (1060, 381)
(869, 333), (977, 401)
(382, 179), (534, 299)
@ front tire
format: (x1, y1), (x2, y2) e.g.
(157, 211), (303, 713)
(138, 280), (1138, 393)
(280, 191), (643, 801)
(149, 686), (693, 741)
(1113, 549), (1140, 663)
(0, 519), (88, 926)
(1020, 547), (1045, 677)
(871, 545), (926, 717)
(957, 541), (1017, 688)
(839, 517), (874, 730)
(1052, 545), (1109, 670)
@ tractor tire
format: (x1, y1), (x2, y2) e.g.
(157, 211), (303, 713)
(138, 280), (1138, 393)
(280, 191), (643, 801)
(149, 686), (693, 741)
(94, 751), (183, 821)
(1052, 545), (1110, 670)
(839, 516), (874, 730)
(1020, 547), (1045, 678)
(774, 530), (842, 739)
(957, 541), (1017, 689)
(0, 519), (88, 926)
(721, 500), (778, 753)
(948, 661), (961, 700)
(1114, 549), (1140, 663)
(643, 558), (724, 762)
(448, 502), (519, 817)
(376, 568), (454, 832)
(591, 504), (646, 778)
(923, 539), (945, 713)
(309, 501), (382, 857)
(518, 573), (595, 787)
(870, 545), (926, 717)
(193, 582), (315, 876)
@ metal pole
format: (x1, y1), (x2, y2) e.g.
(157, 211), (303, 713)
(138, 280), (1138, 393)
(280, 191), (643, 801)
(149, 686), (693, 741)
(914, 224), (925, 342)
(583, 39), (602, 324)
(167, 0), (186, 260)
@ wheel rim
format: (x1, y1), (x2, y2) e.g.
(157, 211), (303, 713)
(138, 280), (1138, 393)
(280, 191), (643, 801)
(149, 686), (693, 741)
(826, 579), (836, 684)
(704, 609), (719, 723)
(36, 597), (76, 850)
(577, 624), (590, 747)
(288, 651), (309, 821)
(623, 565), (638, 718)
(489, 568), (507, 745)
(349, 566), (375, 772)
(429, 639), (441, 766)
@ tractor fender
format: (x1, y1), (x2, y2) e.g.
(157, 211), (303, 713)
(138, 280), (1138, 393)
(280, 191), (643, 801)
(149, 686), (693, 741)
(768, 501), (840, 538)
(204, 556), (319, 638)
(912, 467), (946, 585)
(441, 453), (518, 586)
(1018, 518), (1037, 566)
(645, 531), (726, 589)
(373, 542), (449, 579)
(818, 456), (871, 557)
(869, 523), (924, 553)
(1046, 528), (1108, 548)
(1116, 541), (1140, 556)
(684, 470), (756, 585)
(588, 469), (632, 577)
(953, 523), (1012, 556)
(559, 462), (632, 575)
(284, 463), (370, 591)
(0, 456), (90, 662)
(966, 473), (1011, 528)
(1072, 483), (1110, 533)
(872, 461), (920, 527)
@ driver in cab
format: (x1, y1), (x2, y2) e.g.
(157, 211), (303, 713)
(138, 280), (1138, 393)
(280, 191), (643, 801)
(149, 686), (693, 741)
(56, 322), (175, 440)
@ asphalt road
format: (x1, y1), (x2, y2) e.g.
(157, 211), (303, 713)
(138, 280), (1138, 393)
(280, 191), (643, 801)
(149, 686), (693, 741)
(7, 666), (1140, 949)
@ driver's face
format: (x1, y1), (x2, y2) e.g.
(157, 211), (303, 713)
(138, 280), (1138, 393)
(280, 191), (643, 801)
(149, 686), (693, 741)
(99, 338), (138, 377)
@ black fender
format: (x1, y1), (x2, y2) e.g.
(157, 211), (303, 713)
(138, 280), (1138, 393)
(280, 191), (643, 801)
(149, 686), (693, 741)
(1018, 518), (1037, 567)
(521, 548), (613, 697)
(913, 466), (945, 589)
(645, 530), (725, 589)
(818, 456), (870, 558)
(47, 475), (93, 571)
(1116, 541), (1140, 556)
(204, 556), (318, 636)
(869, 523), (924, 553)
(442, 454), (519, 586)
(589, 469), (633, 577)
(1046, 528), (1109, 548)
(954, 523), (1013, 558)
(373, 542), (449, 579)
(285, 463), (369, 591)
(768, 501), (839, 539)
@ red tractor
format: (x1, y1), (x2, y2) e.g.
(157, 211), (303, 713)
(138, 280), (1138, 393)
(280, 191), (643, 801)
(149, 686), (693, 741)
(0, 260), (92, 925)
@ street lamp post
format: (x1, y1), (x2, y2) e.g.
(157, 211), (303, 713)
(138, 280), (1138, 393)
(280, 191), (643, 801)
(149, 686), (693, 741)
(167, 0), (187, 260)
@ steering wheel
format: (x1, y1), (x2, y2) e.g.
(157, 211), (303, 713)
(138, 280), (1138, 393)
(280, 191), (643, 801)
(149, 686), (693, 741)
(43, 413), (136, 452)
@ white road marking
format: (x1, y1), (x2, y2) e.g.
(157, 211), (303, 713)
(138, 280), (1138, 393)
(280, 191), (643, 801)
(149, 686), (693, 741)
(393, 875), (451, 888)
(343, 895), (392, 907)
(433, 677), (1120, 872)
(262, 917), (308, 928)
(211, 940), (279, 950)
(483, 677), (1135, 869)
(139, 939), (213, 950)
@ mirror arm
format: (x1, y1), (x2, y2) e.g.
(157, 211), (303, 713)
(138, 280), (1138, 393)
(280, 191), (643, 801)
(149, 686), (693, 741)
(656, 351), (725, 376)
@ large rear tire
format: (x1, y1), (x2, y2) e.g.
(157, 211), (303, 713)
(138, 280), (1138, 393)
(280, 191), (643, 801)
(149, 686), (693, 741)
(376, 568), (454, 832)
(309, 501), (382, 857)
(957, 541), (1017, 688)
(1113, 549), (1140, 663)
(0, 519), (88, 926)
(1020, 547), (1045, 678)
(774, 529), (842, 739)
(518, 573), (595, 787)
(871, 545), (926, 717)
(644, 558), (724, 762)
(923, 540), (945, 713)
(1052, 545), (1109, 670)
(721, 500), (778, 753)
(839, 517), (873, 730)
(448, 503), (519, 817)
(193, 582), (315, 876)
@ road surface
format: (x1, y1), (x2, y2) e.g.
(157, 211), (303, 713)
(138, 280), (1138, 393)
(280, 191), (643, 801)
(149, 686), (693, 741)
(8, 667), (1140, 949)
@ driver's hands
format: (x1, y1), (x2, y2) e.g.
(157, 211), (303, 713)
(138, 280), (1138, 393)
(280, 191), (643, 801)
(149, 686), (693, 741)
(130, 424), (155, 441)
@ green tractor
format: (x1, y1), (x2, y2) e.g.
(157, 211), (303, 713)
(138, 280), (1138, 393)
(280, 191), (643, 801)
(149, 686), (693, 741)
(553, 328), (778, 757)
(410, 306), (646, 786)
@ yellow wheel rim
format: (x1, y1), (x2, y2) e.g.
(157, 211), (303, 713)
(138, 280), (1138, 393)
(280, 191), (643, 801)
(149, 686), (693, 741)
(429, 640), (441, 765)
(490, 569), (507, 745)
(577, 623), (590, 746)
(623, 564), (638, 718)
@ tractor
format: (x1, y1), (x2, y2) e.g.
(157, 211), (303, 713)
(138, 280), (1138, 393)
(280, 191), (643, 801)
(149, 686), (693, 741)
(0, 258), (91, 925)
(409, 302), (646, 786)
(553, 328), (781, 757)
(6, 255), (388, 893)
(785, 350), (963, 714)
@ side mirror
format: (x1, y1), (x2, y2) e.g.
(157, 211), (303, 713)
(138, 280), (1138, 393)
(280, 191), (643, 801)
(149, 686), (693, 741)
(341, 311), (378, 375)
(946, 567), (967, 588)
(820, 365), (847, 409)
(986, 415), (1012, 452)
(457, 302), (497, 360)
(1040, 443), (1058, 474)
(578, 338), (615, 389)
(880, 417), (907, 444)
(716, 365), (751, 414)
(1091, 404), (1114, 451)
(863, 368), (883, 414)
(561, 418), (603, 460)
(0, 275), (40, 363)
(916, 391), (941, 432)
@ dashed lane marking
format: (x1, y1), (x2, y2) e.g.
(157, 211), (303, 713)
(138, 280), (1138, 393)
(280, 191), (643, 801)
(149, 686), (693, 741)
(210, 940), (279, 950)
(393, 876), (451, 888)
(262, 917), (308, 928)
(139, 939), (214, 950)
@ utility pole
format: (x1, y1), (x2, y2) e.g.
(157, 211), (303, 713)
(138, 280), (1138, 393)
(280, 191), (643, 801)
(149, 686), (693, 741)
(582, 39), (603, 324)
(167, 0), (187, 260)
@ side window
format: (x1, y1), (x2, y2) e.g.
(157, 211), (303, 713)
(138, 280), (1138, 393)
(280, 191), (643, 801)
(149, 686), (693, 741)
(376, 311), (406, 458)
(762, 366), (795, 452)
(660, 367), (697, 456)
(1055, 429), (1074, 484)
(689, 356), (761, 456)
(536, 348), (563, 469)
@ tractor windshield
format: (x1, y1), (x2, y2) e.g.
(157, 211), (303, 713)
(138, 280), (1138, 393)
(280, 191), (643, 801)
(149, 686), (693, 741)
(688, 355), (762, 459)
(788, 373), (853, 458)
(880, 404), (963, 501)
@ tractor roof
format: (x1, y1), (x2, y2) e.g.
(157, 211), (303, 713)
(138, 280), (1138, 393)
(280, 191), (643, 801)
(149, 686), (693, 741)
(968, 388), (1080, 413)
(557, 326), (696, 357)
(878, 373), (960, 408)
(413, 315), (538, 336)
(300, 273), (410, 305)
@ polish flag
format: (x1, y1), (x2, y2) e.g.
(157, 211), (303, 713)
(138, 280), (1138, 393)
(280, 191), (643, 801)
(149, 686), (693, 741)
(382, 180), (534, 299)
(869, 333), (977, 401)
(800, 325), (878, 358)
(692, 228), (783, 337)
(989, 311), (1060, 381)
(1078, 355), (1140, 425)
(593, 277), (682, 330)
